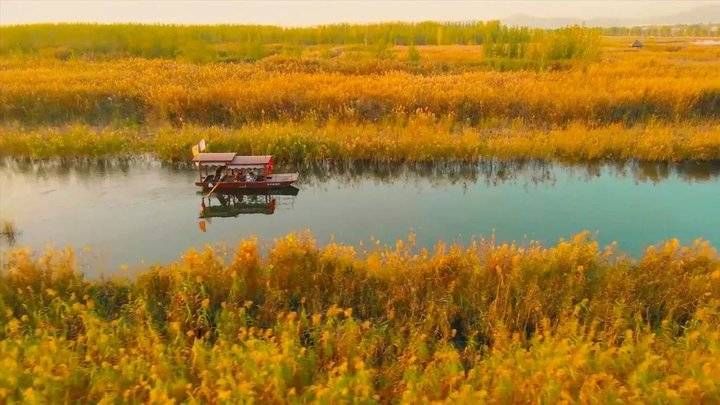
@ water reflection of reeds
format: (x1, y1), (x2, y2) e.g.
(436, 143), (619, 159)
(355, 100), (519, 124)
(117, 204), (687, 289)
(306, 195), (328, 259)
(294, 159), (720, 187)
(0, 220), (17, 246)
(2, 156), (720, 187)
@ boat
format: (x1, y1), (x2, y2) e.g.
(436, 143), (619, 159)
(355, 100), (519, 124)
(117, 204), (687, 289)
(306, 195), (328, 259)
(192, 152), (299, 192)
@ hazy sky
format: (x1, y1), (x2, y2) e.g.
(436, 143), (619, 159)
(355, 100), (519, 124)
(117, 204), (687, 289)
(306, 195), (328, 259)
(0, 1), (716, 26)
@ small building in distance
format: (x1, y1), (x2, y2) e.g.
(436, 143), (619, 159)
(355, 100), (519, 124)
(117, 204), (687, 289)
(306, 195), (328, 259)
(631, 39), (644, 49)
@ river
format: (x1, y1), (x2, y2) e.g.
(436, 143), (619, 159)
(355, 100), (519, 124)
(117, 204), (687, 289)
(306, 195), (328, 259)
(1, 158), (719, 276)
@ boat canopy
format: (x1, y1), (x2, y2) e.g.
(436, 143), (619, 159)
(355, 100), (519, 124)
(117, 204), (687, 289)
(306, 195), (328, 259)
(192, 153), (237, 164)
(227, 155), (272, 169)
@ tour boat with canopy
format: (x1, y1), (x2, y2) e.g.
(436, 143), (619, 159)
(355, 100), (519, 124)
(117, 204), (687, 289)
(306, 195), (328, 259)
(192, 149), (299, 193)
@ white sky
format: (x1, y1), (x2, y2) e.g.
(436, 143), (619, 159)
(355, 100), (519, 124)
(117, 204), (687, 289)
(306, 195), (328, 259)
(0, 1), (716, 26)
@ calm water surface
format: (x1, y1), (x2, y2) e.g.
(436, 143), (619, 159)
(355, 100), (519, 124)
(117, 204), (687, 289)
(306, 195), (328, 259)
(1, 159), (719, 275)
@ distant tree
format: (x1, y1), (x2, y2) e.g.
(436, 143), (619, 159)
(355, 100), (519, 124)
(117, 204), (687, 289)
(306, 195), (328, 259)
(407, 44), (421, 65)
(242, 41), (266, 62)
(283, 43), (303, 59)
(374, 38), (391, 60)
(178, 40), (217, 63)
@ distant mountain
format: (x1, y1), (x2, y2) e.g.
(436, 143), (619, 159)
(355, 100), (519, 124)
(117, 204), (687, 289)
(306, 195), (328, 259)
(653, 5), (720, 25)
(503, 5), (720, 28)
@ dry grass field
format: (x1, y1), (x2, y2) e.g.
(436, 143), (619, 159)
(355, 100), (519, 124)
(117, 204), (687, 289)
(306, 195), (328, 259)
(1, 27), (718, 162)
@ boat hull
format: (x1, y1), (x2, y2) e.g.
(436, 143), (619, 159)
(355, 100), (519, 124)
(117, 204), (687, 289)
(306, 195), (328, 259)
(196, 186), (299, 196)
(196, 173), (299, 192)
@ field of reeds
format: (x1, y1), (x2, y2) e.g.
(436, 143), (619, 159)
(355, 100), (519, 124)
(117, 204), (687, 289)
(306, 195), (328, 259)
(1, 232), (720, 402)
(2, 120), (720, 162)
(1, 24), (719, 162)
(2, 22), (720, 404)
(1, 43), (719, 126)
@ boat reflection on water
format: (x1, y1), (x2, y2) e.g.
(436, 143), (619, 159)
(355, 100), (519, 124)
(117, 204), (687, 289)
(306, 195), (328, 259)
(197, 187), (300, 231)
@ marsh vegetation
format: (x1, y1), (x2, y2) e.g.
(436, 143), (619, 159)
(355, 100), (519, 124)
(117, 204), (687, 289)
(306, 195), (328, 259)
(1, 233), (720, 402)
(1, 24), (718, 162)
(2, 22), (720, 403)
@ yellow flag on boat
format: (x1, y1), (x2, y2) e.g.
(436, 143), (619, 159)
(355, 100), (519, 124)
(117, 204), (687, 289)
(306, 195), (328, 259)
(199, 139), (207, 152)
(192, 145), (200, 157)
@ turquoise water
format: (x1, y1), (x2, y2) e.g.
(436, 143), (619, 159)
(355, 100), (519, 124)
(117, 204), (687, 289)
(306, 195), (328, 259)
(1, 159), (719, 275)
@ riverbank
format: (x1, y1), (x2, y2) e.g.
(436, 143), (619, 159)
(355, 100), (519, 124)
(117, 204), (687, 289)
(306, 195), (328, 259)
(1, 233), (719, 402)
(2, 121), (720, 162)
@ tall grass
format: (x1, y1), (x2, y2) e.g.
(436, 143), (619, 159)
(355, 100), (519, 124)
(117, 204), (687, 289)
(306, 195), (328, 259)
(1, 45), (718, 127)
(2, 121), (720, 162)
(1, 232), (719, 402)
(1, 29), (718, 162)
